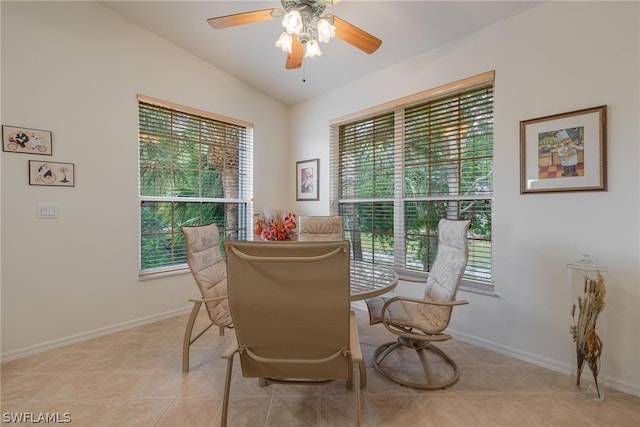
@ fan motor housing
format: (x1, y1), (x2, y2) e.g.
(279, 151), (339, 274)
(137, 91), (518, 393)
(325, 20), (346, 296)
(281, 0), (326, 17)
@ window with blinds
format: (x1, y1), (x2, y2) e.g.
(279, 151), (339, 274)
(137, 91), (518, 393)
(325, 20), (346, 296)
(138, 95), (253, 276)
(330, 72), (494, 288)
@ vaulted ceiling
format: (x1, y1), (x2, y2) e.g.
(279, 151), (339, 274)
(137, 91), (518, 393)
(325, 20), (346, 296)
(101, 1), (543, 106)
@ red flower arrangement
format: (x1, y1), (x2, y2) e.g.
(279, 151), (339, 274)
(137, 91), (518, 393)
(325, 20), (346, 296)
(254, 209), (297, 241)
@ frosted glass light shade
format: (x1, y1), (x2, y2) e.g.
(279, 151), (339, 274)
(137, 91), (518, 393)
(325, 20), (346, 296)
(317, 18), (336, 43)
(282, 10), (303, 34)
(275, 32), (293, 53)
(305, 39), (322, 57)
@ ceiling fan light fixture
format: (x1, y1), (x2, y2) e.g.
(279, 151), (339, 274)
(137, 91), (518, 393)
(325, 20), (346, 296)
(316, 18), (335, 43)
(207, 1), (381, 70)
(282, 10), (303, 34)
(275, 31), (293, 53)
(305, 39), (322, 58)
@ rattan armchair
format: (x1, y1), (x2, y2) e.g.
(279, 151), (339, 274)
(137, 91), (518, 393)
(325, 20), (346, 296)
(181, 223), (233, 373)
(365, 219), (470, 389)
(297, 215), (343, 241)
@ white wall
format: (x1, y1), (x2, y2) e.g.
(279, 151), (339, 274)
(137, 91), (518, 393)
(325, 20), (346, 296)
(1, 2), (290, 355)
(2, 0), (639, 398)
(290, 2), (640, 395)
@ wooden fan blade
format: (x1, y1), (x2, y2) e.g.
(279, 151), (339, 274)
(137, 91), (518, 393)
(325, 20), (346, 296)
(207, 9), (279, 29)
(327, 15), (382, 54)
(286, 35), (304, 69)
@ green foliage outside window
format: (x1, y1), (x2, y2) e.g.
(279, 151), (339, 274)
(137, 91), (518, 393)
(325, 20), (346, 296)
(335, 83), (494, 284)
(138, 101), (251, 273)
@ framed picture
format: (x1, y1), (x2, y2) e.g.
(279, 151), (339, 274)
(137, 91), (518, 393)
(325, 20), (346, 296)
(29, 161), (75, 187)
(296, 158), (319, 201)
(520, 105), (607, 194)
(3, 125), (52, 155)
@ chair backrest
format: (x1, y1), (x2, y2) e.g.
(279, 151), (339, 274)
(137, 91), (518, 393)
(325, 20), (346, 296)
(182, 223), (231, 326)
(297, 215), (343, 241)
(421, 218), (470, 332)
(223, 240), (351, 380)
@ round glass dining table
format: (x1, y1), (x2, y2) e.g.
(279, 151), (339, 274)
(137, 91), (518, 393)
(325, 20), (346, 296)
(350, 260), (398, 301)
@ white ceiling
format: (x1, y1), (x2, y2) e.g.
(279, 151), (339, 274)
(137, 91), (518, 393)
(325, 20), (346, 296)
(101, 1), (543, 106)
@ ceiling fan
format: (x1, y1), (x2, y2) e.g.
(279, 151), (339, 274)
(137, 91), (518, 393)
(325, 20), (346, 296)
(207, 0), (382, 70)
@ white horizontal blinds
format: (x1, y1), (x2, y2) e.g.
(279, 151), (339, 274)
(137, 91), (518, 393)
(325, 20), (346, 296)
(331, 73), (494, 285)
(404, 86), (494, 197)
(329, 125), (340, 216)
(337, 113), (396, 265)
(139, 101), (253, 273)
(403, 85), (493, 282)
(338, 113), (395, 199)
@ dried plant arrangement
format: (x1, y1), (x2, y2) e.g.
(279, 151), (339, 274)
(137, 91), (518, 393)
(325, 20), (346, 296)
(569, 272), (606, 398)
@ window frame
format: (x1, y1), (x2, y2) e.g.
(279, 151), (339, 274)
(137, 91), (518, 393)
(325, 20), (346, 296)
(137, 94), (253, 278)
(330, 72), (495, 293)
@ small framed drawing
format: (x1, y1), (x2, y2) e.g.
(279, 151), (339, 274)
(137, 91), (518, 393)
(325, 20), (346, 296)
(520, 105), (607, 194)
(296, 158), (319, 201)
(3, 125), (52, 156)
(29, 161), (75, 187)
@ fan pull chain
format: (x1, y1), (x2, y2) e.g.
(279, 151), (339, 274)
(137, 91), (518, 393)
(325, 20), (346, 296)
(302, 62), (306, 83)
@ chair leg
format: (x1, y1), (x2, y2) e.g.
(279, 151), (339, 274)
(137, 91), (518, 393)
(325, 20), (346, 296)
(358, 360), (367, 389)
(417, 348), (436, 384)
(347, 360), (366, 391)
(372, 339), (461, 390)
(183, 301), (203, 373)
(354, 360), (361, 427)
(374, 341), (403, 365)
(221, 355), (235, 427)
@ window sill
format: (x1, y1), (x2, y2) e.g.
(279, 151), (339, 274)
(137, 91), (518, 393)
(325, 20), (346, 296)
(459, 282), (498, 297)
(139, 265), (190, 281)
(394, 267), (496, 296)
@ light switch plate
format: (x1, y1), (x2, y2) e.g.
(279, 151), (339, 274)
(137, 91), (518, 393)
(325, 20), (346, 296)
(37, 203), (58, 219)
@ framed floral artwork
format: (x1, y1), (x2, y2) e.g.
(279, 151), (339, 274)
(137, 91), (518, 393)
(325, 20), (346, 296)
(296, 158), (319, 201)
(3, 125), (52, 155)
(29, 161), (75, 187)
(520, 105), (607, 193)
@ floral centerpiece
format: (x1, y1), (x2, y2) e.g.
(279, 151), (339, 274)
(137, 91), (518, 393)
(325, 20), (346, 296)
(254, 209), (297, 241)
(570, 271), (606, 399)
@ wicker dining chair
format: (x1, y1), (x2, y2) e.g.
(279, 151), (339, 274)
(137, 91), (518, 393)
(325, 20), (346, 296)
(297, 215), (343, 241)
(365, 218), (470, 389)
(181, 223), (233, 373)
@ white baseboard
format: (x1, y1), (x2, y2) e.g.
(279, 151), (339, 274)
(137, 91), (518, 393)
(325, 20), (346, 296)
(352, 303), (639, 397)
(1, 306), (191, 363)
(451, 328), (571, 372)
(450, 328), (640, 397)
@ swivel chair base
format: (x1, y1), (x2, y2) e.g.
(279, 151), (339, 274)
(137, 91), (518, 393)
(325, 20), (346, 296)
(372, 336), (460, 390)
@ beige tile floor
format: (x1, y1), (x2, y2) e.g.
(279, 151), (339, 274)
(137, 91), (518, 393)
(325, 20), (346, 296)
(2, 308), (638, 426)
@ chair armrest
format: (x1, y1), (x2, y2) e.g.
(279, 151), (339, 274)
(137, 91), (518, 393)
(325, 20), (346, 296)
(222, 337), (239, 360)
(381, 295), (468, 314)
(349, 311), (363, 363)
(379, 296), (467, 340)
(188, 296), (228, 304)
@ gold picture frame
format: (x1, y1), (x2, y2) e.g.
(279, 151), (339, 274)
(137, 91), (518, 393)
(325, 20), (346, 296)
(520, 105), (607, 194)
